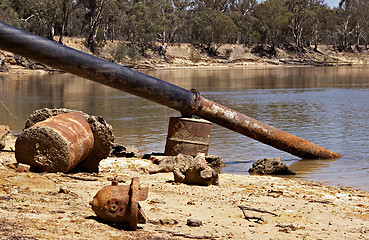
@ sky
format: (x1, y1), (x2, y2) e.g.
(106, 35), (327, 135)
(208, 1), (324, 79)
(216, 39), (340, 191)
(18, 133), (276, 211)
(325, 0), (340, 8)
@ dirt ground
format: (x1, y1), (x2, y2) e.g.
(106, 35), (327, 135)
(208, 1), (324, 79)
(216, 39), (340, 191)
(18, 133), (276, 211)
(1, 134), (368, 240)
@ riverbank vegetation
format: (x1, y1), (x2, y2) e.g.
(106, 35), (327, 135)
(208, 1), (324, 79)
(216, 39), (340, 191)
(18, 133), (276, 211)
(1, 0), (369, 57)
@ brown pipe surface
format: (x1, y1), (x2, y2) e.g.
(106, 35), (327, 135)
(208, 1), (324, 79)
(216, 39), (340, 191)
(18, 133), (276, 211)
(195, 97), (342, 159)
(15, 112), (94, 172)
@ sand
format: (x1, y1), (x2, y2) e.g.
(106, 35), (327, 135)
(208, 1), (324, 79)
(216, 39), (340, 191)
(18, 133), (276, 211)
(0, 134), (368, 239)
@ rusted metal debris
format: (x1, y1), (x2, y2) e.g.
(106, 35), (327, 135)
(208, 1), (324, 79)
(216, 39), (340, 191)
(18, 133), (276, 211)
(15, 112), (94, 173)
(15, 108), (114, 173)
(23, 108), (114, 172)
(0, 22), (341, 159)
(195, 96), (342, 159)
(164, 117), (211, 156)
(90, 177), (148, 230)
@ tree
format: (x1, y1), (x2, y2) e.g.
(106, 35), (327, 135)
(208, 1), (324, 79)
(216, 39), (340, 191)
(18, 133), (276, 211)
(254, 0), (292, 48)
(337, 0), (356, 50)
(230, 0), (258, 45)
(307, 1), (337, 51)
(285, 0), (310, 49)
(190, 5), (238, 48)
(126, 0), (159, 49)
(58, 0), (75, 44)
(79, 0), (113, 53)
(0, 0), (20, 27)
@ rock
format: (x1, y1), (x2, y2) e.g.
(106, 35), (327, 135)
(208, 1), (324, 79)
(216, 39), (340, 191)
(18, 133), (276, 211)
(186, 218), (202, 227)
(276, 223), (297, 233)
(248, 157), (295, 175)
(58, 186), (70, 194)
(149, 219), (178, 225)
(0, 125), (10, 149)
(110, 144), (143, 158)
(148, 154), (224, 178)
(16, 163), (30, 172)
(173, 153), (221, 186)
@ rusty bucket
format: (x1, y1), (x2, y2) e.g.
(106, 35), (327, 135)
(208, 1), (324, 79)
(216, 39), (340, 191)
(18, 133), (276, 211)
(164, 117), (211, 156)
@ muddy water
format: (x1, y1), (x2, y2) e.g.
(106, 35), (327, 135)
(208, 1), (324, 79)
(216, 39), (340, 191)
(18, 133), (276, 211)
(1, 66), (369, 191)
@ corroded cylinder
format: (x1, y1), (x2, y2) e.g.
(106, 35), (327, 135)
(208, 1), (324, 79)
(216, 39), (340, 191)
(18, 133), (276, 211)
(15, 112), (94, 172)
(164, 117), (212, 156)
(90, 178), (148, 230)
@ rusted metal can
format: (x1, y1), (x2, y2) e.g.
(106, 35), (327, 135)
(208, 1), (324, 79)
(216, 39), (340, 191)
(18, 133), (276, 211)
(15, 112), (94, 173)
(164, 117), (212, 156)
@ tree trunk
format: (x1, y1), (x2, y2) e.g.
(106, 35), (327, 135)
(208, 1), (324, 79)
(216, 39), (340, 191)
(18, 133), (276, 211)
(47, 25), (55, 41)
(59, 0), (70, 44)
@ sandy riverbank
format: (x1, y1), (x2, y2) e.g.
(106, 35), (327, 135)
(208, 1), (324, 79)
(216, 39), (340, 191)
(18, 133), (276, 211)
(2, 38), (369, 73)
(1, 134), (368, 239)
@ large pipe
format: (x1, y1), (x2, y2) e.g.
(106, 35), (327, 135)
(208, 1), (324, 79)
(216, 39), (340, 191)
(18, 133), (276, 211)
(0, 21), (341, 159)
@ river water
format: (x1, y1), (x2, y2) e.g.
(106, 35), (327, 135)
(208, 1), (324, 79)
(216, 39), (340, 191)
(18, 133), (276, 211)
(1, 66), (369, 191)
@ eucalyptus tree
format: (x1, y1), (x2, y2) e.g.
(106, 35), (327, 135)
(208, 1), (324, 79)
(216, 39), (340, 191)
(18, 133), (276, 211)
(336, 0), (356, 50)
(308, 1), (336, 50)
(79, 0), (116, 53)
(229, 0), (258, 45)
(58, 0), (75, 44)
(254, 0), (292, 48)
(0, 0), (20, 27)
(285, 0), (312, 50)
(349, 0), (368, 49)
(160, 0), (192, 44)
(125, 0), (160, 49)
(189, 0), (238, 52)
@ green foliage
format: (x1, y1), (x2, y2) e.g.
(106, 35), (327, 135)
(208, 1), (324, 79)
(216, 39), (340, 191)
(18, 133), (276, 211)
(190, 8), (239, 45)
(250, 31), (262, 44)
(128, 45), (142, 62)
(254, 0), (292, 46)
(1, 0), (368, 53)
(190, 49), (201, 63)
(111, 43), (128, 62)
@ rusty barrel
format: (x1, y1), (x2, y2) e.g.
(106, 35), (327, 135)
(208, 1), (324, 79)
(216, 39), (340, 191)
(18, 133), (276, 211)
(164, 117), (211, 156)
(15, 112), (94, 173)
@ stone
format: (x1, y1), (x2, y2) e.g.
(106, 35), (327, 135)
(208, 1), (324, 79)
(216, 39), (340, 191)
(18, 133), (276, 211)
(173, 153), (221, 186)
(186, 218), (202, 227)
(0, 125), (10, 149)
(16, 163), (30, 172)
(110, 144), (143, 158)
(248, 157), (295, 175)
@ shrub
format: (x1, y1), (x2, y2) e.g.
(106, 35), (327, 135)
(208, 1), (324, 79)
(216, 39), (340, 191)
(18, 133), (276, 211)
(111, 43), (128, 62)
(224, 48), (233, 59)
(128, 46), (142, 62)
(190, 49), (201, 63)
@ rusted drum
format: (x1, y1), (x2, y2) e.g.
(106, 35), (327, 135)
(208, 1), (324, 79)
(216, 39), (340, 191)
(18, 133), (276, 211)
(15, 112), (94, 173)
(164, 117), (211, 156)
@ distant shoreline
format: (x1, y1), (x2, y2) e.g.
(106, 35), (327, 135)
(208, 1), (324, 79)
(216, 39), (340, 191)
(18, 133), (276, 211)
(1, 38), (369, 73)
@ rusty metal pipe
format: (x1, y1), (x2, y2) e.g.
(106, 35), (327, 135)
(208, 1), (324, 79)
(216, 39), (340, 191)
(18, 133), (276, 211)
(0, 21), (341, 159)
(195, 97), (342, 159)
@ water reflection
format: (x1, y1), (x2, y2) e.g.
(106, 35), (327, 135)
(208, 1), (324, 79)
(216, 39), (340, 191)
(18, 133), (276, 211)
(1, 66), (369, 190)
